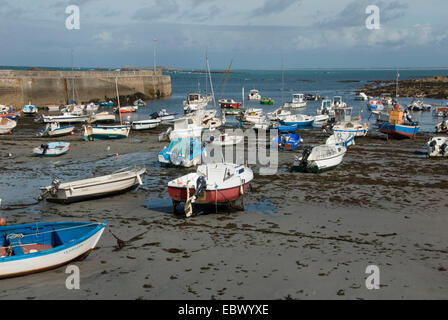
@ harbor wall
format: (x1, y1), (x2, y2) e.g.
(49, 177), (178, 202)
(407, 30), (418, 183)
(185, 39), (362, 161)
(0, 70), (172, 107)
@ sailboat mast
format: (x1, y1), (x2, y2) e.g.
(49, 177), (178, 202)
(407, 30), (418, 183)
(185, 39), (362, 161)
(115, 77), (122, 125)
(281, 57), (284, 104)
(206, 57), (216, 109)
(71, 48), (75, 103)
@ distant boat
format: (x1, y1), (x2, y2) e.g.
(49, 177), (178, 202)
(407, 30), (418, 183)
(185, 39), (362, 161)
(279, 114), (314, 127)
(33, 142), (70, 157)
(114, 106), (138, 114)
(260, 97), (274, 105)
(247, 89), (261, 101)
(133, 99), (146, 107)
(87, 112), (116, 124)
(83, 125), (130, 141)
(98, 101), (114, 107)
(355, 92), (369, 101)
(0, 221), (106, 279)
(0, 118), (17, 134)
(38, 123), (75, 137)
(39, 167), (146, 203)
(436, 119), (448, 133)
(22, 104), (38, 115)
(283, 93), (307, 109)
(150, 109), (177, 122)
(271, 134), (302, 151)
(131, 119), (161, 130)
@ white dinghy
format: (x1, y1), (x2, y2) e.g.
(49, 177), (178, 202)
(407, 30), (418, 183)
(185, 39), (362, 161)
(0, 118), (17, 134)
(38, 123), (75, 137)
(39, 167), (146, 203)
(131, 119), (161, 131)
(293, 145), (347, 173)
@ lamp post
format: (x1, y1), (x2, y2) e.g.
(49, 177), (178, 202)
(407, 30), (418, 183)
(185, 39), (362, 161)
(153, 37), (158, 74)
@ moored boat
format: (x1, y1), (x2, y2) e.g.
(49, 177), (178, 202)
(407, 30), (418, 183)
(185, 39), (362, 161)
(0, 117), (17, 134)
(260, 97), (274, 105)
(292, 145), (347, 173)
(131, 119), (161, 130)
(355, 92), (369, 101)
(83, 125), (130, 141)
(378, 108), (420, 139)
(39, 167), (146, 203)
(436, 119), (448, 133)
(22, 104), (38, 115)
(158, 138), (205, 167)
(0, 221), (106, 279)
(267, 108), (291, 121)
(167, 163), (253, 216)
(283, 93), (306, 109)
(114, 106), (138, 114)
(271, 134), (302, 151)
(39, 113), (88, 123)
(87, 112), (116, 124)
(33, 142), (70, 157)
(247, 89), (261, 101)
(427, 137), (448, 157)
(38, 123), (75, 137)
(279, 114), (314, 127)
(326, 132), (355, 147)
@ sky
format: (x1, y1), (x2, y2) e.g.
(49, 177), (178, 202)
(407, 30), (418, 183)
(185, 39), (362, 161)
(0, 0), (447, 69)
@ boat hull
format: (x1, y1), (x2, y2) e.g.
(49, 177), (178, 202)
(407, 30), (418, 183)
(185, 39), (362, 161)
(280, 120), (314, 128)
(84, 126), (130, 141)
(293, 154), (344, 173)
(378, 123), (420, 139)
(0, 222), (105, 279)
(168, 182), (250, 204)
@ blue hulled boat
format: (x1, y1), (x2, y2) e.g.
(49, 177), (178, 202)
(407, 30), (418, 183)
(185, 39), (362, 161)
(0, 221), (106, 278)
(271, 134), (302, 151)
(158, 138), (205, 167)
(378, 109), (420, 140)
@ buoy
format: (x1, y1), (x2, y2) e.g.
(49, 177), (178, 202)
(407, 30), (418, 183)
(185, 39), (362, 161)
(0, 218), (6, 226)
(70, 131), (74, 135)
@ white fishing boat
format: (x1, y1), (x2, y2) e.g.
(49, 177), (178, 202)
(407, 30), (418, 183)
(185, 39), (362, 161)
(61, 104), (84, 116)
(87, 112), (116, 124)
(38, 123), (75, 137)
(40, 113), (88, 123)
(161, 118), (204, 141)
(267, 108), (292, 121)
(326, 132), (355, 147)
(279, 114), (315, 127)
(183, 93), (209, 114)
(283, 93), (307, 109)
(33, 142), (70, 157)
(313, 114), (330, 125)
(380, 93), (393, 106)
(151, 109), (177, 122)
(168, 163), (253, 216)
(83, 103), (99, 113)
(83, 125), (130, 141)
(355, 92), (369, 101)
(39, 167), (146, 203)
(0, 118), (17, 134)
(327, 106), (368, 137)
(427, 137), (448, 157)
(247, 89), (261, 101)
(209, 133), (244, 146)
(317, 99), (335, 116)
(131, 119), (161, 130)
(241, 108), (265, 124)
(293, 145), (347, 173)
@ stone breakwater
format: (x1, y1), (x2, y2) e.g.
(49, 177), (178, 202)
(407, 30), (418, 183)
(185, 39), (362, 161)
(0, 69), (172, 107)
(360, 75), (448, 99)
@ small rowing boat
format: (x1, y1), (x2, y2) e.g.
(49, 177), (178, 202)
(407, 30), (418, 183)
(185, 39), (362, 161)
(0, 117), (17, 134)
(33, 142), (70, 157)
(39, 167), (146, 203)
(38, 123), (75, 137)
(279, 114), (314, 127)
(131, 119), (161, 130)
(0, 221), (106, 279)
(83, 125), (130, 141)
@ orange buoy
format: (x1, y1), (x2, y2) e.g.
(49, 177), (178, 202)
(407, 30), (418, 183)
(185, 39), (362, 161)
(0, 218), (6, 226)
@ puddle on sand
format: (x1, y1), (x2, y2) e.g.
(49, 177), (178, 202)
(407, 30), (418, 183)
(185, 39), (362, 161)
(145, 197), (173, 214)
(245, 198), (278, 217)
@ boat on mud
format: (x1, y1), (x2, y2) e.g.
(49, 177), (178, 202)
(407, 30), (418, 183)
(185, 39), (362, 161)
(131, 119), (161, 131)
(83, 125), (130, 141)
(427, 137), (448, 157)
(267, 108), (291, 121)
(378, 108), (420, 140)
(87, 112), (116, 124)
(436, 119), (448, 133)
(33, 142), (70, 157)
(0, 118), (17, 134)
(279, 114), (314, 127)
(0, 221), (106, 279)
(22, 104), (38, 115)
(167, 163), (253, 216)
(39, 167), (146, 203)
(292, 145), (347, 173)
(38, 123), (75, 137)
(326, 132), (355, 147)
(271, 134), (302, 151)
(158, 138), (205, 167)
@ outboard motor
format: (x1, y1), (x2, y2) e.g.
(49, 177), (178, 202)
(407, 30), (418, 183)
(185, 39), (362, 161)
(150, 112), (158, 119)
(194, 176), (207, 198)
(300, 146), (312, 168)
(429, 140), (437, 153)
(41, 144), (49, 155)
(441, 143), (448, 155)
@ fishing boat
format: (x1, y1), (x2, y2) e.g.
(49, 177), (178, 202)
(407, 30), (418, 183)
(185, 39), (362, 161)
(133, 99), (146, 107)
(427, 137), (448, 157)
(378, 108), (420, 140)
(267, 108), (291, 121)
(46, 105), (60, 112)
(167, 163), (253, 216)
(39, 113), (88, 123)
(22, 104), (38, 115)
(292, 145), (347, 173)
(131, 119), (161, 130)
(326, 106), (368, 137)
(87, 112), (116, 124)
(219, 98), (242, 109)
(98, 101), (114, 107)
(317, 99), (335, 116)
(367, 99), (384, 111)
(279, 114), (314, 127)
(260, 97), (274, 105)
(114, 106), (138, 114)
(39, 167), (146, 203)
(83, 125), (130, 141)
(38, 123), (75, 137)
(271, 134), (302, 151)
(160, 117), (204, 141)
(158, 138), (205, 167)
(434, 106), (448, 117)
(247, 89), (261, 101)
(0, 221), (106, 279)
(208, 133), (244, 146)
(326, 132), (355, 147)
(183, 93), (209, 114)
(313, 114), (330, 126)
(283, 93), (307, 109)
(0, 118), (17, 134)
(33, 142), (70, 157)
(355, 92), (369, 101)
(436, 119), (448, 133)
(150, 109), (177, 122)
(253, 120), (272, 131)
(240, 108), (265, 124)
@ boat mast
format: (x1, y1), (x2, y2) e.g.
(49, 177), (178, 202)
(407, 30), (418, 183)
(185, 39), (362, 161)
(395, 69), (399, 99)
(281, 57), (284, 104)
(71, 48), (75, 103)
(115, 77), (122, 125)
(206, 55), (216, 109)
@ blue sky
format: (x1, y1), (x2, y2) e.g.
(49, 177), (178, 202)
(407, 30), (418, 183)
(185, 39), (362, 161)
(1, 0), (447, 69)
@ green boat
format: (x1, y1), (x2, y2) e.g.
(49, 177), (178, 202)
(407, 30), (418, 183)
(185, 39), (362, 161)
(260, 98), (274, 105)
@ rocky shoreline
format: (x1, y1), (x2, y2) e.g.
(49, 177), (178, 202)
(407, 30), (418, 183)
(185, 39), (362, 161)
(360, 75), (448, 99)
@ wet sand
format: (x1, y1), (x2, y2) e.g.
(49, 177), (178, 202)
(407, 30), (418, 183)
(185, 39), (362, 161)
(0, 117), (447, 300)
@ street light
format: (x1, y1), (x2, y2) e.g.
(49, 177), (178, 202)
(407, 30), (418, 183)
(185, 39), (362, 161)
(153, 37), (158, 74)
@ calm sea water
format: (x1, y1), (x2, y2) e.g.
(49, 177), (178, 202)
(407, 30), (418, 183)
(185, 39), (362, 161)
(141, 69), (448, 133)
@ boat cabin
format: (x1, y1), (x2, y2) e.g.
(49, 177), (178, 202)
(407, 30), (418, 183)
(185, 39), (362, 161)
(187, 93), (202, 103)
(292, 94), (305, 102)
(334, 106), (352, 123)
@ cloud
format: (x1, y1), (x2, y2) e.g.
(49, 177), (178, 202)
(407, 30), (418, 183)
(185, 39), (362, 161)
(252, 0), (302, 17)
(133, 0), (179, 21)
